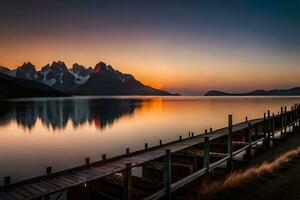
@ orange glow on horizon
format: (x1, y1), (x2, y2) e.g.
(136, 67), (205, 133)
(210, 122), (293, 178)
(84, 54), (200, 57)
(0, 33), (299, 94)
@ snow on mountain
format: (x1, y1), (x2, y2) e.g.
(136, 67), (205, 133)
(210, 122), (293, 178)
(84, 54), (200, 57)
(69, 71), (90, 85)
(16, 62), (38, 80)
(0, 66), (16, 77)
(69, 63), (93, 85)
(0, 60), (173, 95)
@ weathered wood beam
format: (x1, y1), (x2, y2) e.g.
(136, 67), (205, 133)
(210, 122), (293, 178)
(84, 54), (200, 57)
(227, 114), (233, 171)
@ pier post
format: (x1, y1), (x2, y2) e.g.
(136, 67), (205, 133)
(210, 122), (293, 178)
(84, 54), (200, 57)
(291, 106), (294, 123)
(255, 125), (258, 140)
(210, 128), (213, 133)
(227, 115), (233, 171)
(291, 106), (295, 133)
(296, 104), (300, 127)
(298, 103), (300, 125)
(160, 140), (162, 146)
(85, 157), (90, 166)
(281, 107), (284, 139)
(179, 136), (182, 141)
(263, 113), (266, 138)
(126, 148), (130, 156)
(245, 123), (252, 159)
(272, 113), (275, 138)
(164, 149), (172, 200)
(145, 143), (148, 150)
(294, 104), (298, 127)
(102, 154), (106, 161)
(296, 104), (298, 129)
(204, 137), (210, 173)
(267, 110), (271, 141)
(245, 116), (248, 122)
(262, 112), (269, 147)
(46, 166), (52, 175)
(284, 106), (287, 139)
(122, 163), (132, 200)
(193, 153), (198, 172)
(45, 167), (51, 200)
(4, 176), (10, 185)
(295, 105), (298, 130)
(297, 104), (299, 127)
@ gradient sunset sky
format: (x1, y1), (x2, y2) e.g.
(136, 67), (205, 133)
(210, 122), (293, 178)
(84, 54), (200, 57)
(0, 0), (299, 95)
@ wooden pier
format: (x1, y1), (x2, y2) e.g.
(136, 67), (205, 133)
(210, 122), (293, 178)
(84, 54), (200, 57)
(0, 104), (300, 200)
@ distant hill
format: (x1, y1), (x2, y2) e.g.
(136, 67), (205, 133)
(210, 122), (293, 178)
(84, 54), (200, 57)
(205, 87), (300, 96)
(0, 73), (64, 99)
(0, 61), (173, 97)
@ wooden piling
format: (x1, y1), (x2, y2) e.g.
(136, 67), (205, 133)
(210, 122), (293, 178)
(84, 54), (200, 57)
(193, 153), (198, 172)
(291, 106), (294, 123)
(267, 110), (271, 140)
(263, 113), (266, 137)
(126, 148), (130, 155)
(291, 106), (295, 133)
(204, 137), (210, 173)
(227, 115), (233, 171)
(85, 157), (90, 166)
(294, 104), (298, 127)
(159, 140), (162, 146)
(45, 168), (51, 200)
(210, 128), (212, 133)
(145, 143), (148, 150)
(272, 113), (275, 138)
(254, 125), (258, 140)
(4, 176), (10, 185)
(281, 107), (284, 139)
(179, 136), (182, 141)
(122, 163), (132, 200)
(245, 123), (252, 159)
(245, 116), (248, 122)
(46, 166), (52, 175)
(102, 154), (107, 161)
(163, 149), (172, 200)
(284, 106), (287, 139)
(296, 104), (298, 129)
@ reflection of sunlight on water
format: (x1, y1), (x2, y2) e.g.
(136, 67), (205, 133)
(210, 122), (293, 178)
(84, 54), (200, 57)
(138, 98), (163, 113)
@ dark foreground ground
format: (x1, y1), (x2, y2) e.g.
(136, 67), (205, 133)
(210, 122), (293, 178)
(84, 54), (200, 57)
(198, 132), (300, 200)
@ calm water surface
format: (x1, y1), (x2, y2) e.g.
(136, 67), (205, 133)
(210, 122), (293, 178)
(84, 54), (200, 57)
(1, 96), (300, 184)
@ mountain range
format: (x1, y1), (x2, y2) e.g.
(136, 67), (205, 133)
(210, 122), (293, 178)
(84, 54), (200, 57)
(205, 88), (300, 96)
(0, 61), (172, 99)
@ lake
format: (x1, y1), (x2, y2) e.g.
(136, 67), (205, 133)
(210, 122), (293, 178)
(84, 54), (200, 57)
(0, 96), (300, 185)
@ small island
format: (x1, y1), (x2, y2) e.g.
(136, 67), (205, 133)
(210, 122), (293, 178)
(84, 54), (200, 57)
(205, 87), (300, 96)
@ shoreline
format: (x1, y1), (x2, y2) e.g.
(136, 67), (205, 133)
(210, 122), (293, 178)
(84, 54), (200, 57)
(197, 131), (300, 200)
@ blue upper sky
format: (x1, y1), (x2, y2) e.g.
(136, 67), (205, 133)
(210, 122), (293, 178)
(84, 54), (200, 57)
(0, 0), (299, 94)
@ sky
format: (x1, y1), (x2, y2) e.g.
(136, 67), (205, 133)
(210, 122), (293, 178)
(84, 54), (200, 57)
(0, 0), (299, 95)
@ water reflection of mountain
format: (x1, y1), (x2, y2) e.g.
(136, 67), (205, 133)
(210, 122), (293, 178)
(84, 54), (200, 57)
(0, 98), (144, 130)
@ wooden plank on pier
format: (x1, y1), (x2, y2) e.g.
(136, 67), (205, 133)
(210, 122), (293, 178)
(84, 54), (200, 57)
(7, 190), (25, 200)
(0, 192), (15, 200)
(21, 185), (41, 196)
(14, 188), (31, 199)
(28, 183), (48, 193)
